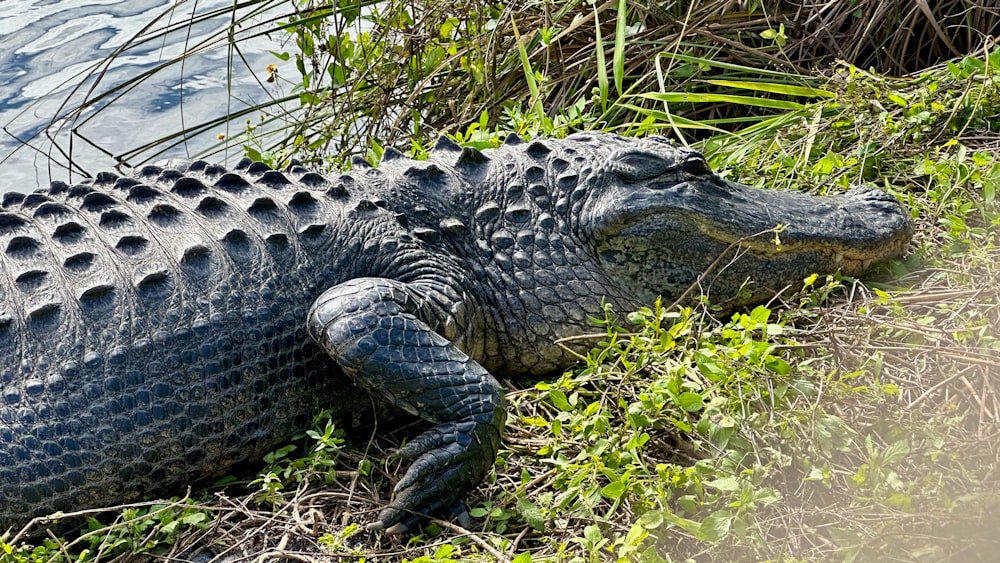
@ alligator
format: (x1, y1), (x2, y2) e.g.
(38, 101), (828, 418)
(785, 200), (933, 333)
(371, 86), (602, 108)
(0, 132), (912, 534)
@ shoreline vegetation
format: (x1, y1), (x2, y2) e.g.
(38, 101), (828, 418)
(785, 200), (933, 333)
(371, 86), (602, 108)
(3, 1), (999, 561)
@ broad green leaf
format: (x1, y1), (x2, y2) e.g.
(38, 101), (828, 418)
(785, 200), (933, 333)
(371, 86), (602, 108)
(637, 510), (664, 529)
(751, 305), (771, 323)
(694, 352), (728, 381)
(765, 356), (791, 375)
(601, 480), (627, 499)
(659, 510), (702, 536)
(180, 512), (209, 525)
(521, 416), (549, 427)
(622, 522), (648, 552)
(547, 389), (573, 411)
(585, 524), (604, 544)
(700, 510), (733, 542)
(676, 392), (704, 412)
(886, 493), (912, 511)
(883, 440), (911, 466)
(517, 497), (546, 531)
(887, 92), (909, 107)
(704, 476), (740, 492)
(433, 544), (457, 559)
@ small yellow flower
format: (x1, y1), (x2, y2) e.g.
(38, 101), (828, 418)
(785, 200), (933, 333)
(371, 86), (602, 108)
(217, 133), (226, 140)
(265, 63), (278, 83)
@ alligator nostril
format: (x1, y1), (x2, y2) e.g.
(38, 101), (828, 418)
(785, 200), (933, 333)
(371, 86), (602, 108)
(848, 185), (897, 204)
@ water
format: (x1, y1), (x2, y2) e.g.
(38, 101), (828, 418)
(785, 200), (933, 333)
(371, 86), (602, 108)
(0, 0), (290, 189)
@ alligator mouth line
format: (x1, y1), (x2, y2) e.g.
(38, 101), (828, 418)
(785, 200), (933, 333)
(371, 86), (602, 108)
(685, 205), (909, 262)
(694, 220), (910, 264)
(609, 180), (911, 264)
(607, 201), (910, 268)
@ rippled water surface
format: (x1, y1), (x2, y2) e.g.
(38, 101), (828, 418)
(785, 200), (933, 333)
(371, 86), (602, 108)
(0, 0), (285, 188)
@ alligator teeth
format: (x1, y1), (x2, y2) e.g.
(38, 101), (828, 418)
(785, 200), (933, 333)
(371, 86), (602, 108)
(862, 259), (872, 270)
(834, 252), (843, 264)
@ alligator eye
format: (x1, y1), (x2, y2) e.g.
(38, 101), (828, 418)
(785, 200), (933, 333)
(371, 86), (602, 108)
(681, 157), (711, 176)
(611, 150), (672, 183)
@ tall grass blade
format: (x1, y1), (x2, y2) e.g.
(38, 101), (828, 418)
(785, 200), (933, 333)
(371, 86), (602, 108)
(639, 92), (805, 110)
(510, 16), (544, 122)
(594, 4), (609, 113)
(660, 52), (819, 80)
(613, 0), (626, 96)
(705, 80), (835, 98)
(617, 104), (725, 132)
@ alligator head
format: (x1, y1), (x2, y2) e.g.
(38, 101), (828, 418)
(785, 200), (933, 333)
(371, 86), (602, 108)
(579, 135), (913, 308)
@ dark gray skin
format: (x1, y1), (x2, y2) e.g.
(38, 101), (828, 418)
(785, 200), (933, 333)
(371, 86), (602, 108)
(0, 132), (912, 534)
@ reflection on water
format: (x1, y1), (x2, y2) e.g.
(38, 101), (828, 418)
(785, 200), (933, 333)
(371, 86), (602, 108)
(0, 0), (287, 189)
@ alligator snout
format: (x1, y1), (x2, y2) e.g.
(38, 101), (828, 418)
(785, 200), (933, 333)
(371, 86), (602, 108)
(787, 185), (913, 258)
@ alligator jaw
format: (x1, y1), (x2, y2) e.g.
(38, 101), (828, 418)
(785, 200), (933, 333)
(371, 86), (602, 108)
(590, 176), (914, 307)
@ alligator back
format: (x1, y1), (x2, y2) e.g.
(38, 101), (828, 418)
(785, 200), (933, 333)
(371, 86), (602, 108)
(0, 160), (353, 522)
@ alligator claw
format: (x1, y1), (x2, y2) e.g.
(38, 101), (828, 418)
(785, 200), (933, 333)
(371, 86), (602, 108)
(368, 501), (471, 536)
(370, 415), (502, 532)
(384, 522), (411, 536)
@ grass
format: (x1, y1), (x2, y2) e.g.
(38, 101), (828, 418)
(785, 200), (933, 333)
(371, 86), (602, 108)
(2, 1), (1000, 561)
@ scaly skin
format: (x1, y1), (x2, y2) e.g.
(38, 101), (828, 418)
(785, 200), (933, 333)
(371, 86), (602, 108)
(0, 132), (912, 533)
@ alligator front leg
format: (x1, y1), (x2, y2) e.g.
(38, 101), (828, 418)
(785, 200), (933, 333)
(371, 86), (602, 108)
(307, 277), (505, 534)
